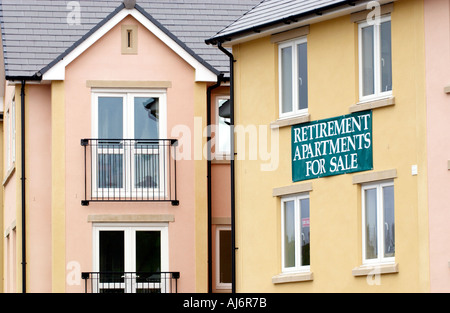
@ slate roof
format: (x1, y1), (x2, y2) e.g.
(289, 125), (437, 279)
(0, 0), (261, 79)
(207, 0), (355, 43)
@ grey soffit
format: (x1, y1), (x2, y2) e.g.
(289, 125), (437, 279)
(0, 0), (261, 78)
(207, 0), (355, 43)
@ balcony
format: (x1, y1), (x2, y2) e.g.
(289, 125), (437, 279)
(81, 139), (179, 206)
(81, 272), (180, 293)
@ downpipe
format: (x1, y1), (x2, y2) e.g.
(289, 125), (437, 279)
(217, 42), (236, 294)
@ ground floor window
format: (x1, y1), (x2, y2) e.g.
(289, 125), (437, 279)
(92, 223), (169, 293)
(215, 226), (232, 289)
(281, 194), (310, 273)
(362, 181), (395, 265)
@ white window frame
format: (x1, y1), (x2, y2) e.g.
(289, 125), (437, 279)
(215, 225), (232, 290)
(278, 37), (308, 119)
(281, 193), (310, 274)
(91, 89), (168, 198)
(361, 180), (395, 265)
(92, 223), (169, 293)
(358, 15), (392, 102)
(215, 95), (231, 158)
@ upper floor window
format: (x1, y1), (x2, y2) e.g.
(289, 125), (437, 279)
(92, 90), (166, 141)
(90, 90), (168, 196)
(279, 38), (308, 118)
(215, 96), (231, 157)
(358, 16), (392, 102)
(281, 193), (310, 273)
(362, 180), (395, 265)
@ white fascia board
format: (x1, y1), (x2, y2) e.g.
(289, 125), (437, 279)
(43, 8), (217, 82)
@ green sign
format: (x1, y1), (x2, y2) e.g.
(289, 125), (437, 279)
(292, 111), (373, 182)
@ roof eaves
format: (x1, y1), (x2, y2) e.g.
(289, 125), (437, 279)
(0, 1), (41, 81)
(205, 0), (358, 45)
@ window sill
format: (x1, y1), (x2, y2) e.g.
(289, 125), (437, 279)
(212, 159), (231, 165)
(270, 114), (310, 129)
(349, 96), (395, 113)
(352, 263), (399, 276)
(272, 271), (313, 284)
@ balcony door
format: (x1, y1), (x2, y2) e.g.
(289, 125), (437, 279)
(91, 90), (167, 198)
(92, 224), (169, 293)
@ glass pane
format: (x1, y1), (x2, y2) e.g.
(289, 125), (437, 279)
(281, 46), (293, 114)
(135, 153), (159, 189)
(98, 97), (123, 139)
(134, 97), (159, 140)
(99, 231), (124, 282)
(380, 21), (392, 93)
(136, 231), (161, 276)
(300, 198), (310, 266)
(364, 188), (378, 260)
(219, 230), (232, 284)
(283, 200), (295, 268)
(361, 26), (375, 96)
(98, 153), (123, 189)
(217, 99), (231, 154)
(383, 185), (395, 258)
(297, 42), (308, 111)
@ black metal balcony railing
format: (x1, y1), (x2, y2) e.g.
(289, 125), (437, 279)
(81, 272), (180, 293)
(81, 139), (179, 206)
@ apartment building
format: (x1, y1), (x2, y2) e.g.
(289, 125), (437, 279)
(207, 0), (433, 292)
(0, 0), (259, 293)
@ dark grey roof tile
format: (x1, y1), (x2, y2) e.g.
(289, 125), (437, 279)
(209, 0), (351, 41)
(0, 0), (260, 78)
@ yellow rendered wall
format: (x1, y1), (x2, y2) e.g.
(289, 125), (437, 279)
(51, 81), (66, 292)
(233, 0), (428, 292)
(194, 82), (208, 292)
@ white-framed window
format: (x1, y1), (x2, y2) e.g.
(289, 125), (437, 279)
(281, 193), (310, 273)
(91, 89), (167, 142)
(92, 223), (169, 293)
(358, 15), (392, 102)
(91, 89), (167, 197)
(215, 225), (232, 289)
(278, 37), (308, 119)
(361, 180), (395, 265)
(215, 96), (231, 158)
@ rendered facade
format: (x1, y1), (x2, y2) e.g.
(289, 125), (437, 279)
(1, 0), (450, 294)
(207, 0), (448, 292)
(0, 0), (260, 293)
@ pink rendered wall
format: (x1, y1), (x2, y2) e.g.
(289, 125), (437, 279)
(210, 90), (232, 292)
(210, 89), (232, 219)
(424, 0), (450, 293)
(2, 84), (52, 293)
(64, 15), (198, 292)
